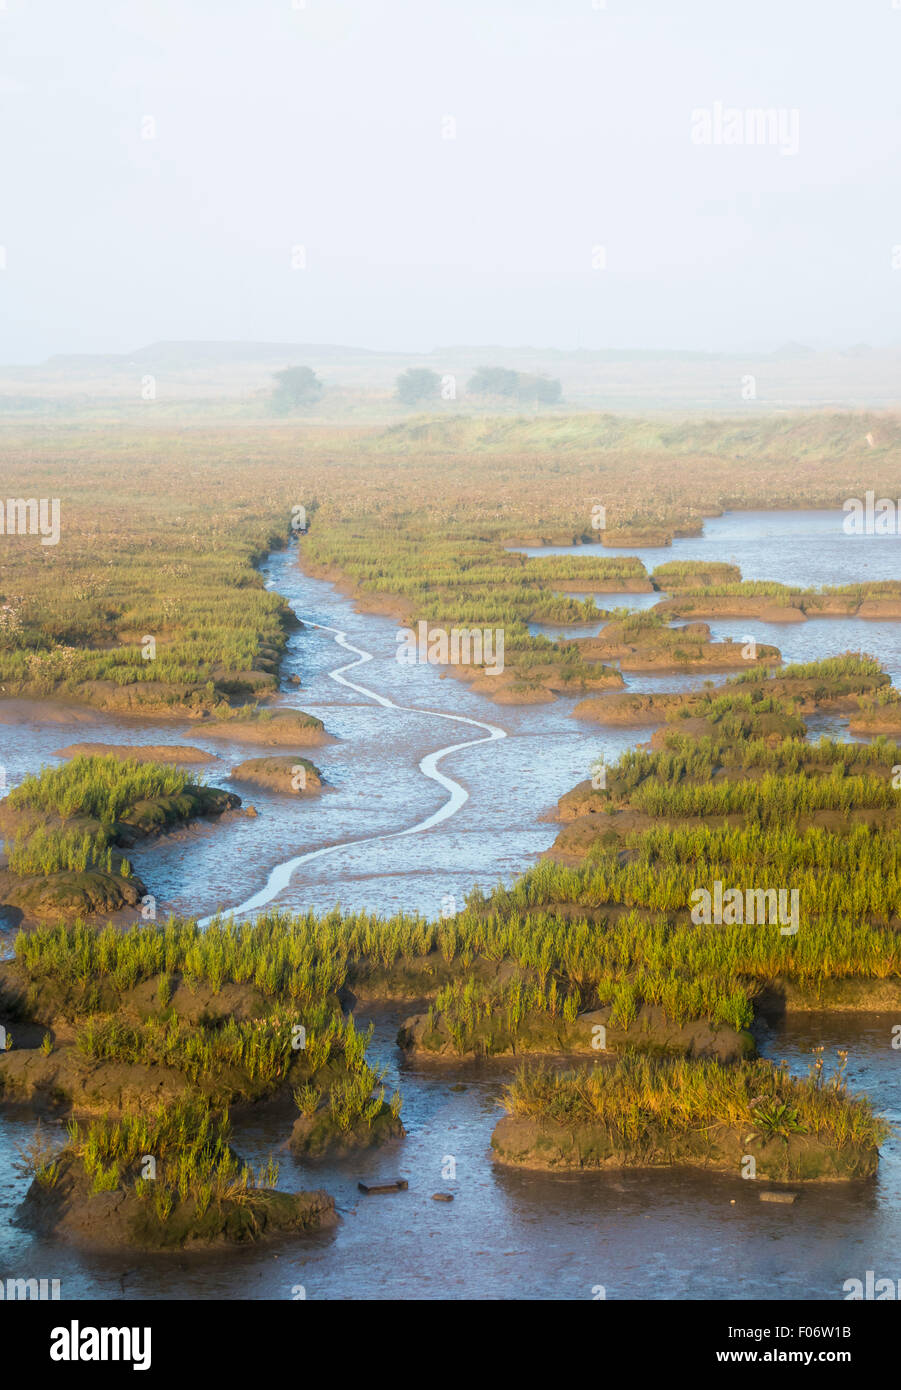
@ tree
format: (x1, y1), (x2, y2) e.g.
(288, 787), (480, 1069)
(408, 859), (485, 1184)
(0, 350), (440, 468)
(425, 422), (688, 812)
(270, 366), (323, 413)
(395, 368), (442, 405)
(519, 372), (562, 404)
(466, 366), (562, 404)
(467, 366), (520, 398)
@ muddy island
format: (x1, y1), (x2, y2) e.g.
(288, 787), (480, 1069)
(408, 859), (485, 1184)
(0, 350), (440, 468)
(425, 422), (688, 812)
(190, 707), (330, 747)
(0, 754), (240, 922)
(229, 755), (326, 795)
(491, 1054), (885, 1182)
(20, 1099), (335, 1252)
(56, 742), (217, 765)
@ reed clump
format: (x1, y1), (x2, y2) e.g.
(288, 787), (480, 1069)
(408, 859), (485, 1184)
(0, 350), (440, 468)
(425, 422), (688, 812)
(503, 1051), (888, 1154)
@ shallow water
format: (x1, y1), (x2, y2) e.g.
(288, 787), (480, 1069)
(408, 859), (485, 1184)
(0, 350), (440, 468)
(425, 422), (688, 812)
(2, 509), (900, 1300)
(1, 546), (674, 926)
(509, 507), (901, 588)
(515, 508), (901, 684)
(3, 1014), (896, 1301)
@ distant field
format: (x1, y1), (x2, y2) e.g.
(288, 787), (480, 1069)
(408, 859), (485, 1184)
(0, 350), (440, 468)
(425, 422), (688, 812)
(0, 411), (897, 711)
(2, 341), (900, 418)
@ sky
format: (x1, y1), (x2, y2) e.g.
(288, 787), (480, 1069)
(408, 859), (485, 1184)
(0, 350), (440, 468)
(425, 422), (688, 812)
(1, 0), (900, 362)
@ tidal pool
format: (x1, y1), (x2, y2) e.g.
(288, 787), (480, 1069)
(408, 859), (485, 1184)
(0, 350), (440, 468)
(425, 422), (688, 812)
(1, 509), (898, 1300)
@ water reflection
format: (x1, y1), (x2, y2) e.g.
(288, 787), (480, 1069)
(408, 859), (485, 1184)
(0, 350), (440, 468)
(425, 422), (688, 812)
(3, 511), (900, 1298)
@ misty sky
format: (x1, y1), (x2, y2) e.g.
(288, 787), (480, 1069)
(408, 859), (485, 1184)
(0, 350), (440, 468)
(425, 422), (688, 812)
(1, 0), (899, 361)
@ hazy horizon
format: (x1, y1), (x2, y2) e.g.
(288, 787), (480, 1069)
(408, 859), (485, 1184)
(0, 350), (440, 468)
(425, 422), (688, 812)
(14, 336), (901, 370)
(2, 0), (900, 364)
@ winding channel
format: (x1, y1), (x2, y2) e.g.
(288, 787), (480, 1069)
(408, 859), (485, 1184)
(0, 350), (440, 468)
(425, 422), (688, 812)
(198, 620), (507, 926)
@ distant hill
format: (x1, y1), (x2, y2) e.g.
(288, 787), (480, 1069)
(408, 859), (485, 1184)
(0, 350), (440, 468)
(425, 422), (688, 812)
(43, 341), (379, 370)
(1, 340), (899, 418)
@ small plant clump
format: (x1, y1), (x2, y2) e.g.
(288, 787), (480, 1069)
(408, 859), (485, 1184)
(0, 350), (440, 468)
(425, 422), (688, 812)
(496, 1051), (887, 1178)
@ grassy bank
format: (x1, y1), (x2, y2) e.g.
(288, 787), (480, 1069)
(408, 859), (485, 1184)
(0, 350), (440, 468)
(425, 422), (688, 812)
(492, 1053), (887, 1180)
(20, 1097), (334, 1251)
(0, 755), (239, 920)
(2, 413), (894, 712)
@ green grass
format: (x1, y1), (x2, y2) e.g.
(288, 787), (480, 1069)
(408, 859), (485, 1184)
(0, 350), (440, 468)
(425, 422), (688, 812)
(503, 1051), (888, 1153)
(67, 1097), (276, 1209)
(9, 755), (193, 825)
(6, 826), (120, 877)
(1, 414), (897, 710)
(630, 768), (900, 821)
